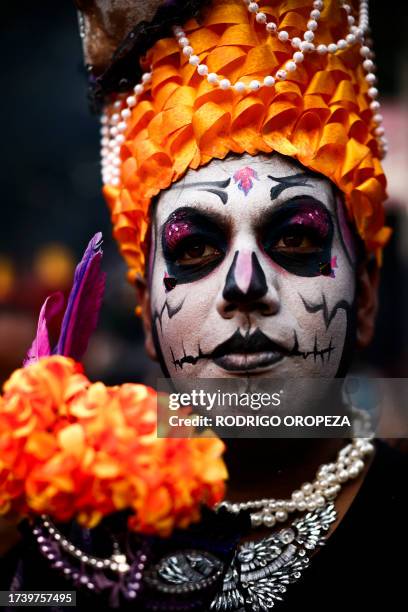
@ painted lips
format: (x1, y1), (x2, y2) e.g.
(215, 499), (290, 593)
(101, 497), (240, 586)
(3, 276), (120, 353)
(211, 329), (286, 372)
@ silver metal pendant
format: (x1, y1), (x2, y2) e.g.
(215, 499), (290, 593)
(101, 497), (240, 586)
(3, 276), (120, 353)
(211, 504), (336, 611)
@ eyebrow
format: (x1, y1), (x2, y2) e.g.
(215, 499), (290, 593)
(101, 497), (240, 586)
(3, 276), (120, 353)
(172, 178), (231, 205)
(268, 173), (318, 200)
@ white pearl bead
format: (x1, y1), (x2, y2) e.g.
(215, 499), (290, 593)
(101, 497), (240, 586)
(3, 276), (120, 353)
(302, 483), (314, 496)
(316, 495), (326, 507)
(262, 514), (276, 528)
(293, 51), (304, 63)
(249, 79), (261, 90)
(278, 30), (289, 42)
(375, 126), (385, 136)
(328, 43), (338, 53)
(317, 44), (328, 54)
(292, 490), (304, 502)
(178, 37), (189, 46)
(306, 500), (317, 511)
(307, 20), (318, 31)
(117, 122), (127, 132)
(296, 500), (307, 511)
(366, 73), (376, 84)
(234, 81), (246, 92)
(197, 64), (208, 76)
(286, 500), (296, 512)
(373, 113), (383, 124)
(311, 9), (321, 19)
(255, 11), (267, 23)
(121, 108), (131, 119)
(313, 0), (323, 9)
(348, 15), (355, 26)
(346, 34), (356, 44)
(248, 2), (259, 13)
(183, 46), (193, 56)
(126, 95), (136, 107)
(276, 69), (287, 80)
(142, 72), (152, 83)
(111, 177), (120, 186)
(363, 59), (375, 71)
(189, 55), (200, 65)
(263, 75), (275, 87)
(303, 30), (315, 42)
(337, 39), (347, 49)
(266, 22), (277, 33)
(219, 78), (231, 89)
(251, 512), (263, 527)
(300, 41), (314, 52)
(286, 61), (297, 72)
(115, 134), (125, 144)
(368, 87), (378, 98)
(360, 46), (371, 57)
(110, 126), (118, 137)
(111, 113), (120, 123)
(207, 72), (219, 83)
(113, 100), (121, 109)
(276, 510), (288, 522)
(134, 84), (144, 95)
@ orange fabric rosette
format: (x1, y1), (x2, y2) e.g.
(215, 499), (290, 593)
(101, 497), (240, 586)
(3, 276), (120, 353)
(102, 0), (390, 282)
(0, 356), (227, 537)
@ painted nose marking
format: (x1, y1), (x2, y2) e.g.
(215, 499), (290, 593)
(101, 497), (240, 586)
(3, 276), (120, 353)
(235, 249), (253, 294)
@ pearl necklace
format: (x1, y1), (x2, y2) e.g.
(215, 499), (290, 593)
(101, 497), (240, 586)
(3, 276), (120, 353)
(217, 436), (374, 528)
(100, 0), (387, 189)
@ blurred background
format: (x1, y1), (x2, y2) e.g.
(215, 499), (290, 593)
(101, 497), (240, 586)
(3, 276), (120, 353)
(0, 0), (407, 387)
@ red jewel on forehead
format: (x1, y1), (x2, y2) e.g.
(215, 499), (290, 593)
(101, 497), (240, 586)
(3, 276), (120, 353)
(291, 203), (330, 236)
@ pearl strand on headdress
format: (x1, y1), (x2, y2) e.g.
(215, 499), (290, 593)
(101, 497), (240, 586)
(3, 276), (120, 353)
(100, 0), (387, 188)
(217, 436), (374, 529)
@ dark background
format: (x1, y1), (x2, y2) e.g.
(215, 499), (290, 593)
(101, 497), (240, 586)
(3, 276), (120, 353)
(0, 0), (407, 385)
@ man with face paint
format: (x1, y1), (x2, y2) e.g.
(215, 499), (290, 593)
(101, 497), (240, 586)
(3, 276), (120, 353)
(144, 153), (362, 380)
(92, 2), (405, 609)
(2, 1), (406, 610)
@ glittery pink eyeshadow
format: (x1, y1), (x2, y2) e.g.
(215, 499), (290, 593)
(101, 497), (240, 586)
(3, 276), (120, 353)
(164, 220), (193, 251)
(290, 203), (330, 237)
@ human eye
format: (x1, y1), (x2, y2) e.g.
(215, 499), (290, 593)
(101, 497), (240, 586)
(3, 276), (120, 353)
(174, 236), (223, 266)
(262, 198), (334, 277)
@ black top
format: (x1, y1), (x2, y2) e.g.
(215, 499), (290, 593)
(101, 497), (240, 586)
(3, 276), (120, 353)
(1, 440), (407, 611)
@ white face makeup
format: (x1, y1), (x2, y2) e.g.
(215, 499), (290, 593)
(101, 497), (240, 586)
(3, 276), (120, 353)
(148, 153), (358, 379)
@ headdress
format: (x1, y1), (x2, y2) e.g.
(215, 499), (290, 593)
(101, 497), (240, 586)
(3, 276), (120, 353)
(82, 0), (390, 281)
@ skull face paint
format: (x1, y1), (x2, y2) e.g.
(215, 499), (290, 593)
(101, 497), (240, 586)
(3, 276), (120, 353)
(148, 154), (357, 379)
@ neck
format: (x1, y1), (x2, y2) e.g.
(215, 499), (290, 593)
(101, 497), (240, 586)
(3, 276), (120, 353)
(224, 438), (346, 502)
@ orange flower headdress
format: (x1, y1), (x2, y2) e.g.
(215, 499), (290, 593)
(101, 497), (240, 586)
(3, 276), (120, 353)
(98, 0), (390, 281)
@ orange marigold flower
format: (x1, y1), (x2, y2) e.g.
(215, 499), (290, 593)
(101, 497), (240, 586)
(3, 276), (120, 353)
(0, 356), (227, 537)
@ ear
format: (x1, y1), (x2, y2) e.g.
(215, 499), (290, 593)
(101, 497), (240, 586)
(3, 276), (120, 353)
(135, 277), (158, 362)
(355, 257), (380, 349)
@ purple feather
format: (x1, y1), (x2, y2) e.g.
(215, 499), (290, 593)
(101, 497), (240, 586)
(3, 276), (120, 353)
(23, 292), (65, 367)
(56, 232), (106, 361)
